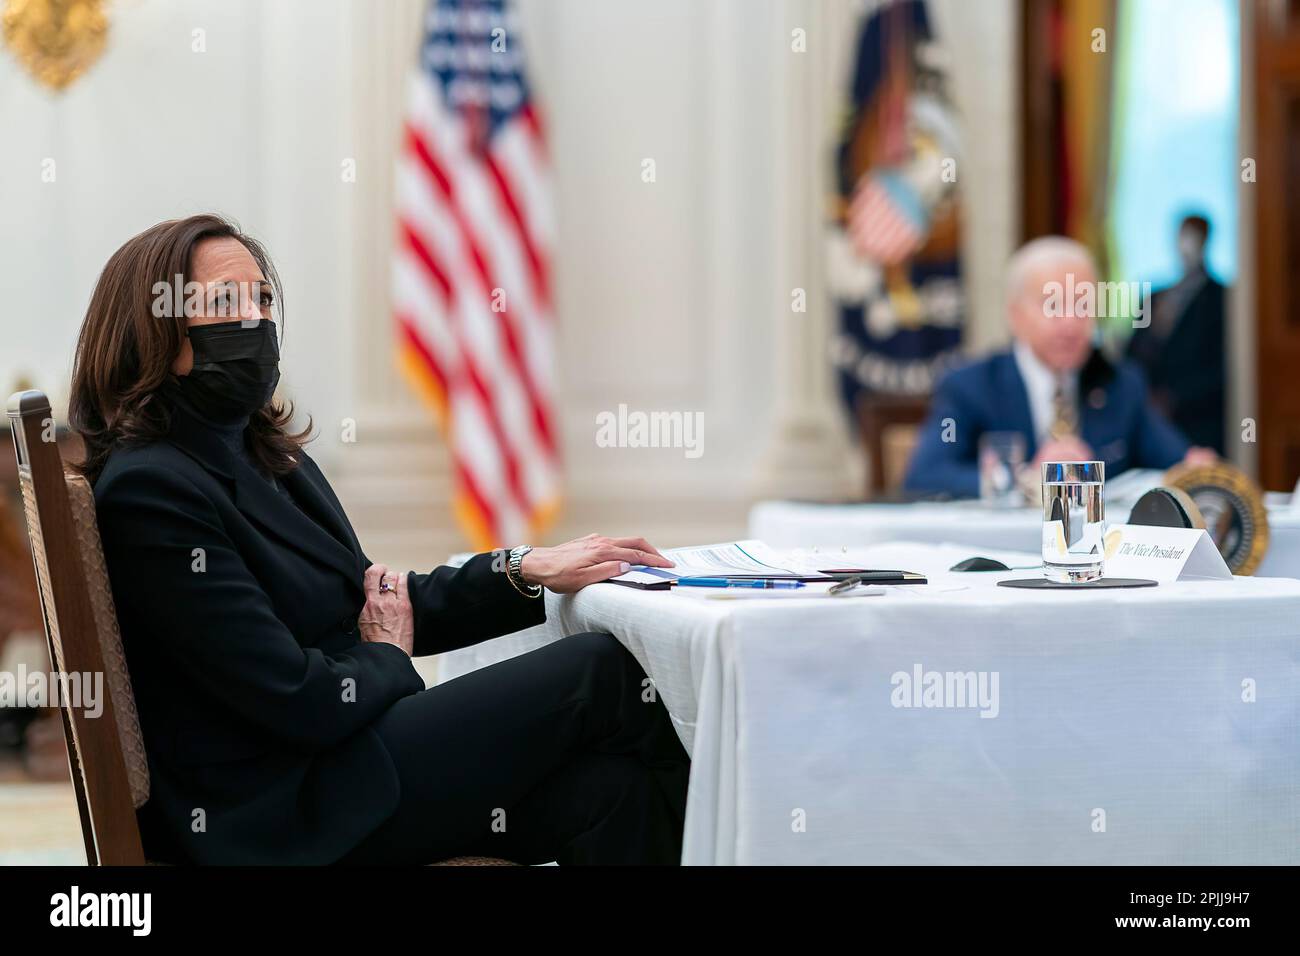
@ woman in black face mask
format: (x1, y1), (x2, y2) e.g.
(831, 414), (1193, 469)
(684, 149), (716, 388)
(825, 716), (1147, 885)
(161, 242), (286, 496)
(67, 214), (688, 866)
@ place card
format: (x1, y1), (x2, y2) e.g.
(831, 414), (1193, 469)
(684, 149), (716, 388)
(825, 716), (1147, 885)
(1102, 524), (1232, 583)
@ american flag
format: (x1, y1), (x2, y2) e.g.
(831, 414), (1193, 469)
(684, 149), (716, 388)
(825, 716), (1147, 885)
(394, 0), (560, 550)
(847, 169), (926, 267)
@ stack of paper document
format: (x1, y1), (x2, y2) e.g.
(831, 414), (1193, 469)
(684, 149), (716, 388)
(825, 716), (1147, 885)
(609, 540), (853, 589)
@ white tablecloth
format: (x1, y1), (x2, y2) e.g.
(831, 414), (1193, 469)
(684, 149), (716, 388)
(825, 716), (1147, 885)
(749, 499), (1300, 578)
(436, 542), (1300, 865)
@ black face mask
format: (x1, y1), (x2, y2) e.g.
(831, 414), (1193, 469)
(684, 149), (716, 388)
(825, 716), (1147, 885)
(174, 320), (281, 424)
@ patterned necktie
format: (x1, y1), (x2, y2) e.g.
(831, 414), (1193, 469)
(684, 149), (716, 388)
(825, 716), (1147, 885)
(1049, 380), (1078, 440)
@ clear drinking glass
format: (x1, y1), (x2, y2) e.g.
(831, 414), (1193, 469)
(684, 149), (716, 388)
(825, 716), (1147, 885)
(1041, 460), (1105, 583)
(979, 432), (1027, 508)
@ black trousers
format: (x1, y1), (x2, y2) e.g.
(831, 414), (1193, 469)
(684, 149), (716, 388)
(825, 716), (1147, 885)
(341, 632), (690, 865)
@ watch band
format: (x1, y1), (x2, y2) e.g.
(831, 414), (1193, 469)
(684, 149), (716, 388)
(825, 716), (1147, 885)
(506, 545), (542, 598)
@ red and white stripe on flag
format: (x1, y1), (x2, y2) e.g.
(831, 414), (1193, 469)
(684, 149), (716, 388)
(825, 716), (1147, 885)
(394, 0), (560, 551)
(848, 173), (925, 267)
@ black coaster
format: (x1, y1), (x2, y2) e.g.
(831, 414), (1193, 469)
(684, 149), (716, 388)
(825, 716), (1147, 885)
(998, 577), (1158, 590)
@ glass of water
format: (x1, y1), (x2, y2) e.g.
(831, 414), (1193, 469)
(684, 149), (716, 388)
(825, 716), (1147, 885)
(1041, 461), (1105, 583)
(979, 432), (1027, 508)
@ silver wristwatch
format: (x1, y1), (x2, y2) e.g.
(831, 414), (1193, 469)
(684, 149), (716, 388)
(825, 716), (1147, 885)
(506, 545), (542, 599)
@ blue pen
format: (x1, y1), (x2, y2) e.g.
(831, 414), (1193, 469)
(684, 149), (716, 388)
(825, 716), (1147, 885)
(676, 578), (806, 589)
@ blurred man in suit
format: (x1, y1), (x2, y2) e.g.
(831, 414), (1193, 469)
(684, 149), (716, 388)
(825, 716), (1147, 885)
(1126, 214), (1226, 454)
(904, 236), (1215, 498)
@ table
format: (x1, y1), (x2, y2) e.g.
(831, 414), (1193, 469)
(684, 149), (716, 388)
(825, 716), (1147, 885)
(748, 499), (1300, 578)
(436, 542), (1300, 864)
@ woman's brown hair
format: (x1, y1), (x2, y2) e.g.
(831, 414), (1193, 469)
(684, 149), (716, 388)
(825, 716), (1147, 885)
(69, 214), (311, 483)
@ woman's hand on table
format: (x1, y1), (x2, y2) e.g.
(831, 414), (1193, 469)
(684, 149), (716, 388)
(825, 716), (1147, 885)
(520, 534), (674, 594)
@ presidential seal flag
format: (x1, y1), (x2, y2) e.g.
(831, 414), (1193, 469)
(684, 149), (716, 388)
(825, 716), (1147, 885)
(395, 0), (560, 550)
(828, 0), (964, 414)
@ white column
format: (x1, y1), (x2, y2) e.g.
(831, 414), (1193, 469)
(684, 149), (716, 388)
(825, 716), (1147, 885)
(751, 0), (855, 501)
(330, 0), (463, 573)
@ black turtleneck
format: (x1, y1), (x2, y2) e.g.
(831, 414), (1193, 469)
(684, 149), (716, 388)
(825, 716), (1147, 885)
(165, 382), (293, 501)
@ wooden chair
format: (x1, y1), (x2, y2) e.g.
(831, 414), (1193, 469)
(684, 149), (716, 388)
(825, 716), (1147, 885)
(856, 392), (930, 497)
(8, 390), (513, 866)
(8, 390), (147, 864)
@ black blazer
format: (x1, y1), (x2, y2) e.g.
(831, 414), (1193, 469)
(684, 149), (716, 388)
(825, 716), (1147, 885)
(93, 405), (545, 864)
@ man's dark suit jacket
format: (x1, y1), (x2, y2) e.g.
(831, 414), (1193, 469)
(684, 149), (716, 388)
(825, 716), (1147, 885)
(903, 349), (1189, 498)
(93, 406), (545, 865)
(1126, 276), (1226, 453)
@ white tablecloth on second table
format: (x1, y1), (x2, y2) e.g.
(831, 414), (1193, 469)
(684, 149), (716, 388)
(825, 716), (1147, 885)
(436, 542), (1300, 865)
(748, 499), (1300, 578)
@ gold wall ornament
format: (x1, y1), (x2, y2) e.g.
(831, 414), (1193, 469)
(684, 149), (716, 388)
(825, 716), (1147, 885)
(2, 0), (109, 92)
(1163, 461), (1270, 576)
